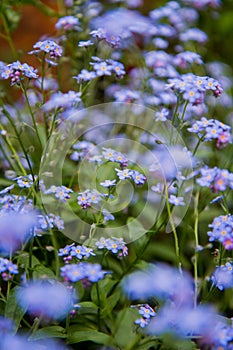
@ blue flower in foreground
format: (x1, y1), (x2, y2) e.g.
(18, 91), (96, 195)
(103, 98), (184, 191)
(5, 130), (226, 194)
(115, 168), (133, 180)
(14, 174), (36, 188)
(131, 170), (147, 185)
(0, 258), (18, 281)
(0, 316), (15, 335)
(17, 280), (74, 320)
(148, 303), (218, 341)
(123, 263), (194, 305)
(0, 212), (36, 256)
(1, 334), (69, 350)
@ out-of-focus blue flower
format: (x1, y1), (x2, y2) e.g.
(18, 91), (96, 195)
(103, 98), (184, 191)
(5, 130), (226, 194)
(155, 108), (169, 121)
(16, 280), (74, 320)
(168, 195), (185, 206)
(123, 263), (194, 305)
(42, 91), (81, 111)
(0, 316), (15, 335)
(78, 40), (94, 47)
(179, 28), (208, 43)
(60, 262), (108, 283)
(211, 262), (233, 290)
(0, 212), (37, 256)
(102, 209), (115, 222)
(100, 179), (116, 188)
(55, 16), (80, 31)
(1, 334), (69, 350)
(148, 303), (218, 341)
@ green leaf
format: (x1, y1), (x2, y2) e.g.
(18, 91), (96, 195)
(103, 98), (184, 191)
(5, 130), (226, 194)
(113, 308), (140, 348)
(67, 330), (113, 345)
(33, 264), (56, 279)
(29, 326), (67, 340)
(17, 253), (40, 269)
(5, 287), (26, 332)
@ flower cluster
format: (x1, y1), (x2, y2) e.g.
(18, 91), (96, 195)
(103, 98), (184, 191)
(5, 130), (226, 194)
(60, 262), (109, 283)
(73, 57), (126, 83)
(35, 213), (64, 234)
(188, 117), (232, 148)
(208, 215), (233, 250)
(1, 61), (38, 85)
(0, 257), (18, 281)
(95, 237), (128, 257)
(211, 261), (233, 290)
(167, 74), (223, 104)
(42, 91), (82, 111)
(55, 16), (81, 31)
(132, 304), (156, 328)
(43, 185), (73, 202)
(77, 189), (103, 209)
(58, 243), (95, 262)
(29, 39), (63, 59)
(196, 166), (233, 193)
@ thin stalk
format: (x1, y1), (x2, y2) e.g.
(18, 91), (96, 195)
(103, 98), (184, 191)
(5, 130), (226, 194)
(165, 185), (182, 274)
(96, 282), (101, 331)
(20, 82), (43, 148)
(2, 109), (35, 179)
(0, 12), (17, 59)
(193, 191), (199, 308)
(193, 135), (205, 156)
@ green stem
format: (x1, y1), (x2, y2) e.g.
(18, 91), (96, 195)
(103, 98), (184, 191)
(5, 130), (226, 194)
(165, 185), (182, 274)
(20, 82), (43, 148)
(0, 12), (17, 59)
(2, 108), (35, 178)
(193, 135), (205, 156)
(193, 192), (199, 308)
(96, 282), (101, 331)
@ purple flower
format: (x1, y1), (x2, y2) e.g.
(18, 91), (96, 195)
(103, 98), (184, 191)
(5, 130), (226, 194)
(17, 280), (74, 320)
(93, 61), (112, 76)
(208, 214), (233, 250)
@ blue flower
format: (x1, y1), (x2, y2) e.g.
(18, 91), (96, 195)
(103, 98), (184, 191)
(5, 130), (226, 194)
(73, 69), (97, 83)
(102, 209), (115, 222)
(30, 39), (63, 58)
(115, 168), (133, 180)
(211, 262), (233, 290)
(168, 195), (185, 206)
(78, 40), (94, 47)
(0, 212), (36, 256)
(131, 170), (146, 185)
(1, 61), (38, 85)
(60, 262), (108, 283)
(55, 16), (80, 31)
(100, 179), (116, 188)
(17, 280), (74, 320)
